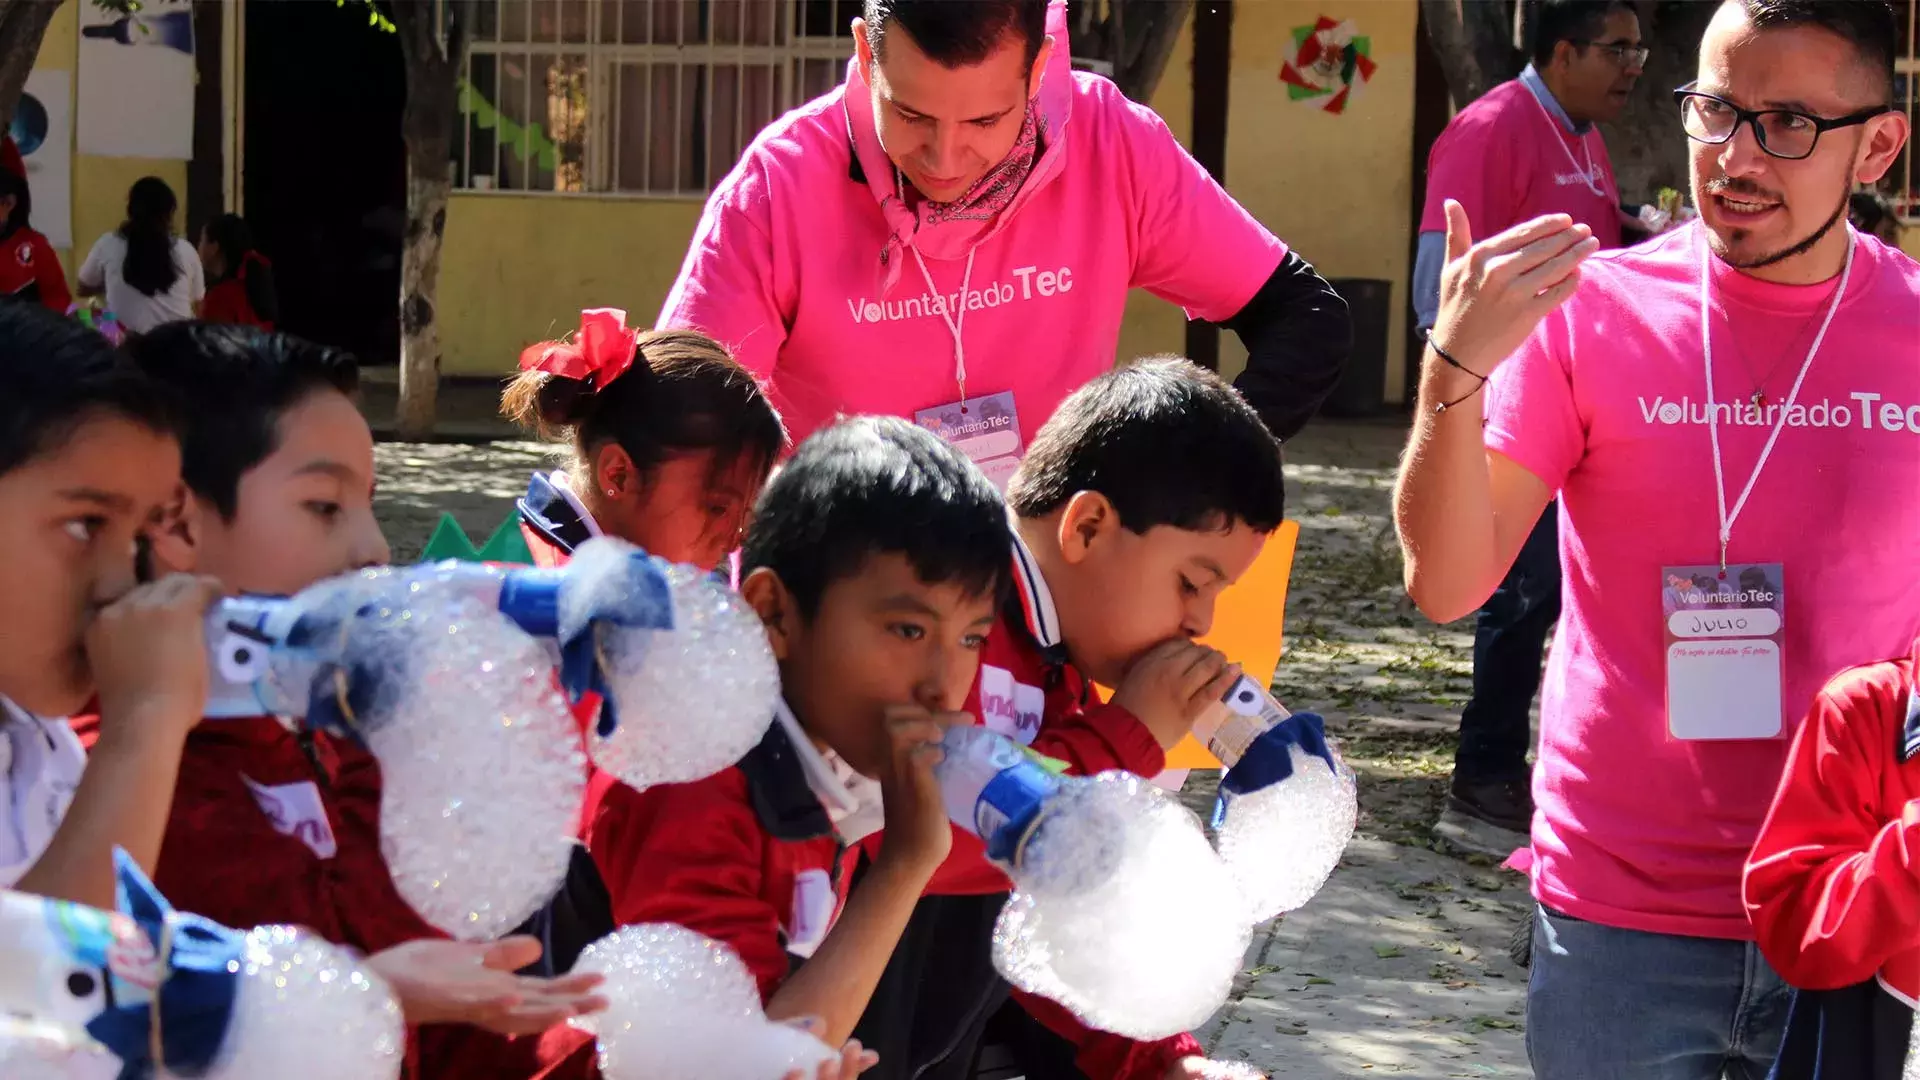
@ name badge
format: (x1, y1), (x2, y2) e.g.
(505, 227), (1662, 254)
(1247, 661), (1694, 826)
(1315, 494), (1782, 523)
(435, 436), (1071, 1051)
(242, 776), (339, 859)
(914, 391), (1022, 493)
(785, 868), (835, 959)
(1661, 562), (1786, 740)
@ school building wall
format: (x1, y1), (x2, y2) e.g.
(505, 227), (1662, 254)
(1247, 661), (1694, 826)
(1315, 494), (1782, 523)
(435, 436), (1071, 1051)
(31, 2), (191, 292)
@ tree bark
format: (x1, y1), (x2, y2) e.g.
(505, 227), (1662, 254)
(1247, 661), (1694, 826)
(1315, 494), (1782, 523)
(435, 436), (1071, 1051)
(1419, 0), (1522, 106)
(391, 0), (471, 439)
(1066, 0), (1193, 103)
(0, 0), (60, 136)
(1600, 0), (1713, 203)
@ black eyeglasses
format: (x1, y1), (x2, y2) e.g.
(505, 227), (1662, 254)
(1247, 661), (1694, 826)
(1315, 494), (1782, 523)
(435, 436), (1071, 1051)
(1674, 87), (1890, 160)
(1573, 40), (1649, 68)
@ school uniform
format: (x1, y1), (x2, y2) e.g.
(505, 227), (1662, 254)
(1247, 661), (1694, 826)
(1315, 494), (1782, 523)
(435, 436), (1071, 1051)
(1745, 634), (1920, 1079)
(199, 252), (275, 330)
(847, 528), (1203, 1080)
(0, 225), (71, 313)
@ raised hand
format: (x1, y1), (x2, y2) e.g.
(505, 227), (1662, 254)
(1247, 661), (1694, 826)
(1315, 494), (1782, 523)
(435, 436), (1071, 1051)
(1430, 200), (1599, 379)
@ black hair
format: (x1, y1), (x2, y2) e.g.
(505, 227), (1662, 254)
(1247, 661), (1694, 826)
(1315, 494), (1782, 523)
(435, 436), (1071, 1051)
(1009, 356), (1286, 534)
(0, 167), (31, 235)
(120, 176), (180, 298)
(502, 326), (787, 495)
(863, 0), (1048, 71)
(743, 415), (1010, 619)
(0, 302), (179, 478)
(202, 213), (280, 326)
(1739, 0), (1897, 100)
(125, 323), (359, 520)
(1532, 0), (1638, 68)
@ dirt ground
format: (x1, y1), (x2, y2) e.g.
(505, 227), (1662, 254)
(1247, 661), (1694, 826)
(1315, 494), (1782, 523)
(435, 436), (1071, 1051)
(370, 414), (1536, 1078)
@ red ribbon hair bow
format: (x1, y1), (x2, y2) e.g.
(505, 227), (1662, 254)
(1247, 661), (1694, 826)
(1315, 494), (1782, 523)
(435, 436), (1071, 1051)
(518, 308), (639, 386)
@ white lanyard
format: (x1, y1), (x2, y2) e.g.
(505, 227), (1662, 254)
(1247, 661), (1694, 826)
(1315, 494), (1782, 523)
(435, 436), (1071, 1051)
(911, 243), (976, 404)
(1699, 229), (1853, 571)
(1529, 89), (1609, 200)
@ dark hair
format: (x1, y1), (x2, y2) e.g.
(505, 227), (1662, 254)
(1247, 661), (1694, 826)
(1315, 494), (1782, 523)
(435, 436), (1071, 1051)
(1009, 357), (1286, 534)
(1532, 0), (1638, 68)
(125, 323), (359, 520)
(120, 177), (180, 298)
(0, 167), (31, 234)
(743, 415), (1009, 619)
(202, 214), (279, 325)
(0, 302), (179, 477)
(1738, 0), (1897, 100)
(502, 327), (786, 495)
(863, 0), (1047, 71)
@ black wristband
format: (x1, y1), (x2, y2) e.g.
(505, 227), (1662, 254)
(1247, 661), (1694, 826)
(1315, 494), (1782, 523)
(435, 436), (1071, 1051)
(1423, 331), (1487, 414)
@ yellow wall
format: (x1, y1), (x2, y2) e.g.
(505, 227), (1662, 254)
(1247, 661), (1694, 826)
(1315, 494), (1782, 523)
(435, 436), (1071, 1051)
(1216, 2), (1418, 398)
(32, 3), (191, 284)
(1902, 222), (1920, 261)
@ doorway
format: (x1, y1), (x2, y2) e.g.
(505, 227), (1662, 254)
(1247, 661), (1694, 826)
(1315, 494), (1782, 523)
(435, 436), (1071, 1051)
(243, 0), (405, 365)
(1403, 4), (1453, 405)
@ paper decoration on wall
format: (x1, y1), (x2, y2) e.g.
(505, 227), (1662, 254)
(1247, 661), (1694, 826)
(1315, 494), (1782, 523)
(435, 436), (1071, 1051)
(13, 71), (72, 248)
(457, 78), (560, 174)
(1281, 16), (1378, 115)
(419, 511), (535, 564)
(78, 0), (196, 158)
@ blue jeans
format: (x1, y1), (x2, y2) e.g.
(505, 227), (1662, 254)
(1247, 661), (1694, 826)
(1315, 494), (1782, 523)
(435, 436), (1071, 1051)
(1456, 506), (1559, 783)
(1528, 906), (1792, 1080)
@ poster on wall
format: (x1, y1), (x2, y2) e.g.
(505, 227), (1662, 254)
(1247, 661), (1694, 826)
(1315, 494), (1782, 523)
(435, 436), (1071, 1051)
(11, 71), (73, 249)
(77, 0), (195, 159)
(1281, 16), (1379, 115)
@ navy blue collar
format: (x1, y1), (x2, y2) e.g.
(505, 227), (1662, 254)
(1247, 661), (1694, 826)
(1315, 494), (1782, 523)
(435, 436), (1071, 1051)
(518, 472), (595, 556)
(738, 717), (836, 842)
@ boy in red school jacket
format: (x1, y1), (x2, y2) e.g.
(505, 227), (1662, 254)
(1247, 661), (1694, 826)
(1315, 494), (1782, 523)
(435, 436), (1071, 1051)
(559, 416), (1009, 1071)
(1745, 631), (1920, 1079)
(846, 357), (1290, 1080)
(0, 164), (71, 313)
(74, 322), (606, 1079)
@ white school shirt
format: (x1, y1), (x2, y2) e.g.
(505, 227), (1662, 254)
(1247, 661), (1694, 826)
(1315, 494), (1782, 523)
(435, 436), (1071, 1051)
(0, 696), (87, 888)
(76, 232), (205, 334)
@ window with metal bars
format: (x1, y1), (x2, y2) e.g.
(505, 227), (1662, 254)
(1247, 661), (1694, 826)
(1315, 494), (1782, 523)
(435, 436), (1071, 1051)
(457, 0), (860, 197)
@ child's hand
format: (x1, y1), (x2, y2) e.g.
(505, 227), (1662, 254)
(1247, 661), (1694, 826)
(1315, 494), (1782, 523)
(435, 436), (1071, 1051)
(875, 704), (965, 875)
(86, 573), (223, 746)
(365, 936), (608, 1036)
(1164, 1057), (1267, 1080)
(778, 1020), (879, 1080)
(1111, 639), (1242, 749)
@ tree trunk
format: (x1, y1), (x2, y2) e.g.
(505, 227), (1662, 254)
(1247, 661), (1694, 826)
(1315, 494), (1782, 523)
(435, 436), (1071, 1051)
(391, 1), (470, 439)
(0, 0), (60, 135)
(1419, 0), (1522, 106)
(1067, 0), (1193, 103)
(1600, 0), (1713, 204)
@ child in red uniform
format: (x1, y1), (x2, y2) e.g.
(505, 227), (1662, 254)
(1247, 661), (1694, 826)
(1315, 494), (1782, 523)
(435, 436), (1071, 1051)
(77, 322), (608, 1076)
(0, 166), (72, 313)
(541, 416), (1010, 1078)
(849, 357), (1289, 1080)
(501, 309), (786, 572)
(1745, 631), (1920, 1079)
(197, 213), (277, 329)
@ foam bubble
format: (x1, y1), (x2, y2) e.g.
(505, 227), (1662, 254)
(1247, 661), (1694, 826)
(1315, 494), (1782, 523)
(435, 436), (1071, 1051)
(588, 564), (780, 793)
(345, 568), (585, 940)
(202, 927), (403, 1080)
(992, 772), (1251, 1040)
(1217, 746), (1358, 922)
(570, 924), (835, 1080)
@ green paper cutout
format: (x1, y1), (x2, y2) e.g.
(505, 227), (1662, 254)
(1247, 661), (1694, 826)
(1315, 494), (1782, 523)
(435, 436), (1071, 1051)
(457, 77), (561, 175)
(419, 512), (534, 565)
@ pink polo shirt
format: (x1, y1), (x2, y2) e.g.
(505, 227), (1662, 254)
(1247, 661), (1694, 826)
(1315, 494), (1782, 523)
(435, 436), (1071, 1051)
(1419, 78), (1623, 249)
(1486, 225), (1920, 939)
(659, 13), (1283, 446)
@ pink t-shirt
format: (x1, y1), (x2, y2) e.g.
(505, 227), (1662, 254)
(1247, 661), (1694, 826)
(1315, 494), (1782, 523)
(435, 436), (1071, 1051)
(1486, 224), (1920, 939)
(659, 45), (1284, 446)
(1418, 79), (1623, 249)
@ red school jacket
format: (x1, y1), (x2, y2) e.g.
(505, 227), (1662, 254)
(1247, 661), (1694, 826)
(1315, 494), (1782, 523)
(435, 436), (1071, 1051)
(0, 225), (71, 313)
(1746, 633), (1920, 1004)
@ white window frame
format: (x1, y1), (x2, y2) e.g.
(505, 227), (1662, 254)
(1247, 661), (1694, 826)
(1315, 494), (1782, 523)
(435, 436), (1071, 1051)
(460, 0), (856, 200)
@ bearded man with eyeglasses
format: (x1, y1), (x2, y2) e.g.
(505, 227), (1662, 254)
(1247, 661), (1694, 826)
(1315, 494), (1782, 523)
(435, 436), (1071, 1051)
(1394, 1), (1917, 1076)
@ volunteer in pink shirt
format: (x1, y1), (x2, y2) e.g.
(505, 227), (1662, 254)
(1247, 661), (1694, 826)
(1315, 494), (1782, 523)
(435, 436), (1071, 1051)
(660, 0), (1349, 483)
(1393, 1), (1916, 1076)
(1411, 0), (1647, 859)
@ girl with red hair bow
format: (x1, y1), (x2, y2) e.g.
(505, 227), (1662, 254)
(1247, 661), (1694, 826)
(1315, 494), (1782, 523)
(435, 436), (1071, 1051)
(501, 308), (787, 574)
